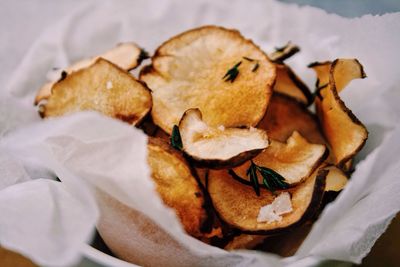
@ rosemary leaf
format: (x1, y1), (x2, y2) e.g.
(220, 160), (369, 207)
(247, 161), (260, 196)
(223, 61), (242, 83)
(170, 125), (183, 150)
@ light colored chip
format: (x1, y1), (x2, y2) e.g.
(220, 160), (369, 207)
(35, 42), (146, 105)
(41, 58), (152, 125)
(179, 109), (269, 169)
(232, 131), (327, 185)
(258, 94), (325, 144)
(307, 61), (331, 91)
(140, 25), (276, 134)
(208, 167), (327, 233)
(269, 42), (300, 62)
(273, 63), (313, 105)
(324, 166), (348, 192)
(147, 138), (208, 237)
(310, 59), (368, 165)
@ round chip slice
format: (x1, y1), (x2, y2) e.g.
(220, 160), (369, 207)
(273, 63), (313, 106)
(140, 25), (276, 134)
(208, 167), (327, 234)
(179, 109), (269, 169)
(258, 93), (325, 144)
(147, 138), (208, 237)
(40, 58), (152, 125)
(231, 131), (327, 186)
(35, 42), (147, 105)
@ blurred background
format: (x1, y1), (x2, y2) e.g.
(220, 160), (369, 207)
(0, 0), (399, 266)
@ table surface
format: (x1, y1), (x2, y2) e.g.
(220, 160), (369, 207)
(0, 1), (399, 267)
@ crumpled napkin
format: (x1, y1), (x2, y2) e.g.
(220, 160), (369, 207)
(1, 0), (399, 266)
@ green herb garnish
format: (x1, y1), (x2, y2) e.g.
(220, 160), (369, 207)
(171, 125), (183, 150)
(138, 49), (150, 63)
(223, 61), (242, 83)
(247, 161), (260, 196)
(247, 161), (289, 195)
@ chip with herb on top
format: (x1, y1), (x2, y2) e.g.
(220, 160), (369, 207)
(40, 58), (152, 125)
(230, 131), (327, 194)
(140, 25), (276, 134)
(35, 42), (147, 105)
(208, 166), (327, 234)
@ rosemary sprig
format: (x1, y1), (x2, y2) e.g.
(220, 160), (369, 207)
(247, 161), (289, 195)
(223, 61), (242, 83)
(170, 125), (183, 150)
(247, 161), (260, 196)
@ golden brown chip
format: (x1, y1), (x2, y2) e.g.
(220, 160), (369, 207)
(324, 165), (348, 192)
(273, 63), (313, 105)
(269, 42), (300, 63)
(310, 59), (368, 165)
(232, 131), (327, 186)
(307, 61), (331, 91)
(35, 43), (146, 105)
(179, 108), (269, 169)
(258, 93), (325, 144)
(40, 58), (152, 125)
(140, 25), (276, 134)
(147, 138), (207, 237)
(208, 167), (327, 234)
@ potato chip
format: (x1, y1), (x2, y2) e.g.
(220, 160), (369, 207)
(208, 167), (327, 233)
(35, 43), (146, 105)
(258, 94), (325, 144)
(324, 165), (348, 192)
(273, 63), (313, 105)
(140, 25), (276, 134)
(41, 58), (152, 125)
(179, 108), (269, 169)
(147, 138), (208, 237)
(269, 42), (300, 63)
(310, 59), (368, 165)
(232, 131), (327, 186)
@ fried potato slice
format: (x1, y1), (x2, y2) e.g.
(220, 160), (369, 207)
(310, 59), (368, 165)
(140, 25), (276, 134)
(40, 58), (152, 125)
(273, 63), (313, 106)
(324, 165), (348, 192)
(179, 109), (269, 169)
(232, 131), (327, 186)
(269, 42), (300, 63)
(35, 43), (147, 105)
(258, 94), (325, 144)
(307, 61), (331, 92)
(147, 138), (208, 237)
(208, 167), (327, 234)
